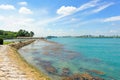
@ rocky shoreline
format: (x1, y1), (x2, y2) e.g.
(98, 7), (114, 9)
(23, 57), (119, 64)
(8, 39), (35, 49)
(0, 39), (50, 80)
(1, 39), (105, 80)
(32, 39), (105, 80)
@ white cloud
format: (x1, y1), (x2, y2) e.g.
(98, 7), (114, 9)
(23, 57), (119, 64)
(18, 1), (27, 6)
(56, 0), (100, 17)
(35, 0), (101, 32)
(0, 4), (15, 10)
(71, 18), (77, 21)
(92, 2), (114, 13)
(109, 30), (117, 33)
(57, 6), (77, 16)
(0, 15), (34, 24)
(77, 0), (100, 11)
(0, 15), (35, 32)
(19, 7), (33, 14)
(0, 16), (5, 20)
(104, 16), (120, 22)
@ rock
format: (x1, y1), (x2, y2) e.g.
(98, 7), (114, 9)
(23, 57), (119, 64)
(88, 70), (105, 75)
(71, 74), (82, 80)
(80, 73), (93, 80)
(36, 59), (57, 74)
(41, 61), (52, 66)
(61, 68), (71, 76)
(44, 65), (57, 74)
(62, 73), (82, 80)
(36, 59), (52, 67)
(39, 60), (52, 67)
(79, 67), (89, 72)
(79, 67), (105, 76)
(92, 77), (104, 80)
(62, 73), (104, 80)
(9, 40), (35, 49)
(62, 73), (92, 80)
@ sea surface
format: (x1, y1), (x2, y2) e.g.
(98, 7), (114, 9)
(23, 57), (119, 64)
(18, 38), (120, 80)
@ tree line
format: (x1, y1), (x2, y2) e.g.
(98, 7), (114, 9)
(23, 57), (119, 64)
(0, 29), (34, 39)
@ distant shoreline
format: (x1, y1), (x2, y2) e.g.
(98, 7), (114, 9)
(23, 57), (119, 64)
(46, 36), (120, 39)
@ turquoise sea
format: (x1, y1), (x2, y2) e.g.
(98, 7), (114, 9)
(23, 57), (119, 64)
(18, 38), (120, 80)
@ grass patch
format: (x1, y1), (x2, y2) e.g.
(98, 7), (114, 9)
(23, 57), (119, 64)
(4, 41), (14, 45)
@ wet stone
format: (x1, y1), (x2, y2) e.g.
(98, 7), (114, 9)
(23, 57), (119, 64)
(79, 67), (105, 76)
(44, 65), (57, 74)
(62, 73), (104, 80)
(36, 59), (52, 67)
(61, 68), (71, 76)
(62, 74), (82, 80)
(92, 77), (104, 80)
(87, 70), (105, 75)
(36, 59), (58, 74)
(42, 61), (52, 66)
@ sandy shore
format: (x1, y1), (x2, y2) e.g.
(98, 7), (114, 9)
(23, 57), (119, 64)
(0, 45), (50, 80)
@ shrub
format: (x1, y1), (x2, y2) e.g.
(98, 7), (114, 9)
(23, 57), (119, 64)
(0, 38), (3, 45)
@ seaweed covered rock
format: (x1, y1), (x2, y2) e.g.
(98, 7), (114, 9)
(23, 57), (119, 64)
(92, 77), (104, 80)
(62, 73), (97, 80)
(36, 59), (57, 74)
(44, 65), (57, 74)
(62, 73), (104, 80)
(61, 68), (71, 76)
(89, 70), (105, 75)
(0, 38), (3, 45)
(62, 73), (82, 80)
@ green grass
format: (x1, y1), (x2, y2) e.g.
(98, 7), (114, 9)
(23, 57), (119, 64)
(4, 41), (14, 45)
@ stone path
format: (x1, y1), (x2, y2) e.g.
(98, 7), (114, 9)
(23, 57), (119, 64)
(0, 45), (33, 80)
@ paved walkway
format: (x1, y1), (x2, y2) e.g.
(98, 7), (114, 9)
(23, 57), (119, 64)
(0, 45), (36, 80)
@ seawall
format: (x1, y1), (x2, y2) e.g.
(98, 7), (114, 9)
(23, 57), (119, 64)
(8, 39), (35, 49)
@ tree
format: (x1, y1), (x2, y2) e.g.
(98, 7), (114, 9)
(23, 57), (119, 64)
(17, 29), (34, 37)
(17, 29), (24, 37)
(30, 31), (34, 37)
(0, 30), (4, 35)
(0, 30), (17, 39)
(0, 38), (3, 45)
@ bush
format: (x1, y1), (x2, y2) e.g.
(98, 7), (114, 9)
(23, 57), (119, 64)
(0, 38), (3, 45)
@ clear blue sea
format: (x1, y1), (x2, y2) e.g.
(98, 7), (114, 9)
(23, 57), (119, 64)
(18, 38), (120, 80)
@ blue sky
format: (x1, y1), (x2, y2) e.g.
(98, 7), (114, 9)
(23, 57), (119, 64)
(0, 0), (120, 36)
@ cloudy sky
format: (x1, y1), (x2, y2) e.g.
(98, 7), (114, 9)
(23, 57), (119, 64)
(0, 0), (120, 36)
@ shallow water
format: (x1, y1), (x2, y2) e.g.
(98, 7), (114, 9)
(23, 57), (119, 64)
(18, 38), (120, 80)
